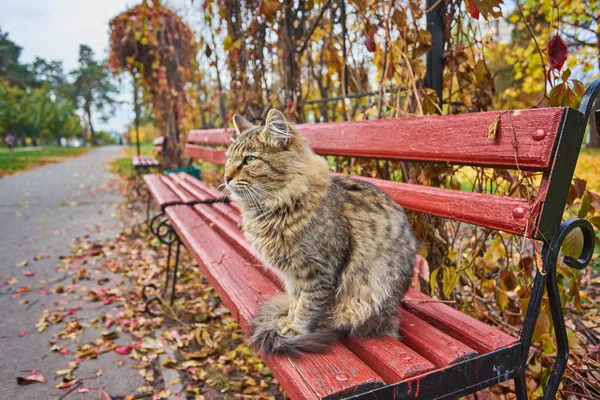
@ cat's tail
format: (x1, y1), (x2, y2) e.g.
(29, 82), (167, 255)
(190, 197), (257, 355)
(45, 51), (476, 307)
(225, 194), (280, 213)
(250, 294), (337, 356)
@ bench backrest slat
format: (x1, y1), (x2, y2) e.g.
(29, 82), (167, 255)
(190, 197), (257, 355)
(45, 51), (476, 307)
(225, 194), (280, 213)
(183, 107), (574, 237)
(347, 175), (532, 235)
(186, 108), (565, 170)
(303, 108), (564, 170)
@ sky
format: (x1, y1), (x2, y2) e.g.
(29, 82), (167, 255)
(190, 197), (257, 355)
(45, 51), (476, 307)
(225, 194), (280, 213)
(0, 0), (186, 134)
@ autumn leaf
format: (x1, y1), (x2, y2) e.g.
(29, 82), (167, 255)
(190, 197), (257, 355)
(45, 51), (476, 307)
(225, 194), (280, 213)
(547, 35), (568, 71)
(98, 388), (113, 400)
(17, 371), (46, 385)
(364, 37), (376, 53)
(466, 0), (480, 19)
(488, 117), (500, 140)
(549, 83), (566, 106)
(114, 345), (133, 355)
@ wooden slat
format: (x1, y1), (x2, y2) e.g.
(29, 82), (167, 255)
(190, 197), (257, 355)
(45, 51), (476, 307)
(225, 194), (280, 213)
(185, 108), (564, 169)
(184, 145), (227, 165)
(166, 205), (383, 400)
(397, 309), (477, 367)
(188, 128), (233, 146)
(342, 336), (435, 384)
(142, 174), (181, 208)
(300, 108), (565, 170)
(344, 174), (533, 235)
(160, 175), (196, 203)
(403, 289), (516, 354)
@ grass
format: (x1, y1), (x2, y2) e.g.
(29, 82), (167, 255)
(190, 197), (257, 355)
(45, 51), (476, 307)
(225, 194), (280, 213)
(0, 146), (90, 177)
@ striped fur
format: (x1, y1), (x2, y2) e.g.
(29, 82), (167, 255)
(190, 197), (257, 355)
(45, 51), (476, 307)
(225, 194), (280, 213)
(225, 109), (416, 355)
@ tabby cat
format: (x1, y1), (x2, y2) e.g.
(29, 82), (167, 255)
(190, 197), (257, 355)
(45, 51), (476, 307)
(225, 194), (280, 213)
(224, 109), (416, 355)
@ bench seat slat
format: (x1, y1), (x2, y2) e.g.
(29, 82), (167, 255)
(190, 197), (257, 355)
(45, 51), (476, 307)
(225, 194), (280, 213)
(160, 175), (196, 204)
(165, 205), (384, 400)
(403, 289), (516, 354)
(342, 336), (435, 384)
(397, 309), (477, 367)
(345, 174), (533, 235)
(142, 174), (181, 208)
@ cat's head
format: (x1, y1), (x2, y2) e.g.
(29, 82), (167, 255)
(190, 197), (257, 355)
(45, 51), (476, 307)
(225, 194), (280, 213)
(224, 109), (328, 210)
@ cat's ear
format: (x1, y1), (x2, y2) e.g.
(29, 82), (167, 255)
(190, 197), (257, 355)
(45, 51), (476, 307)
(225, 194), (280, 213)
(232, 114), (255, 136)
(263, 109), (292, 147)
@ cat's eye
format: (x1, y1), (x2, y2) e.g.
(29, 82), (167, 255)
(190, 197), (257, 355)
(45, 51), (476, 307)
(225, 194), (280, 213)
(245, 155), (256, 164)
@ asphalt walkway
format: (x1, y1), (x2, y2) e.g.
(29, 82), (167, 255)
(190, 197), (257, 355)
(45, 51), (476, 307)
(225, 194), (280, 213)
(0, 146), (146, 399)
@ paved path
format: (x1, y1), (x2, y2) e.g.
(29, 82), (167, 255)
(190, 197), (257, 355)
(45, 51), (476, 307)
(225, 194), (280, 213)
(0, 146), (146, 399)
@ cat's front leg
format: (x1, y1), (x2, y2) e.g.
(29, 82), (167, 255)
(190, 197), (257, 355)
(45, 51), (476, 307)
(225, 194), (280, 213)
(279, 287), (333, 336)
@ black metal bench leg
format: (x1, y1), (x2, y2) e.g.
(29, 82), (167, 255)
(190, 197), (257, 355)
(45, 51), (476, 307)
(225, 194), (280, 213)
(143, 218), (182, 316)
(543, 261), (569, 399)
(169, 239), (181, 305)
(146, 189), (152, 225)
(162, 238), (173, 298)
(514, 372), (527, 400)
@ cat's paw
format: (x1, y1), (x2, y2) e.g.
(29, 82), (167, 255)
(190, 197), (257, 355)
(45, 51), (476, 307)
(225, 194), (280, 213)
(277, 317), (300, 337)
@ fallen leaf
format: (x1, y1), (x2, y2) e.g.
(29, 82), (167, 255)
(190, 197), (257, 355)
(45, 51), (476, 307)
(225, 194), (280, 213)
(17, 371), (46, 385)
(114, 346), (132, 355)
(19, 330), (26, 337)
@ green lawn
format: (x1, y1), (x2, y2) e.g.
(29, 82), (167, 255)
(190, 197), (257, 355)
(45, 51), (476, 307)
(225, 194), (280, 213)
(0, 146), (89, 177)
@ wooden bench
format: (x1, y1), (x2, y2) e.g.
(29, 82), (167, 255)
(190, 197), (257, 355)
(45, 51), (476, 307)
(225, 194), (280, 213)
(139, 79), (600, 399)
(132, 136), (163, 173)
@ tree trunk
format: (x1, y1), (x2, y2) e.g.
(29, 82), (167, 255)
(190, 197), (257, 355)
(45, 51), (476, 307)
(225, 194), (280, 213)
(162, 105), (183, 169)
(133, 73), (141, 157)
(85, 102), (98, 146)
(56, 135), (62, 147)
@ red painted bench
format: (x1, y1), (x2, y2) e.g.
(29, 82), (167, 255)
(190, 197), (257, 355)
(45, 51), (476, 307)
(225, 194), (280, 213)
(132, 136), (163, 171)
(139, 80), (600, 400)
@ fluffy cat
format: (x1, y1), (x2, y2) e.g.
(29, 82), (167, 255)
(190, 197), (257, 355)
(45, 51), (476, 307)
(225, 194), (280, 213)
(224, 109), (416, 355)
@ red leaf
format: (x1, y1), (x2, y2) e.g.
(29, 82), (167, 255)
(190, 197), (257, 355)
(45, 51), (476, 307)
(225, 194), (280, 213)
(59, 348), (71, 355)
(114, 346), (132, 355)
(548, 35), (568, 71)
(364, 37), (376, 53)
(17, 371), (46, 385)
(467, 1), (480, 19)
(23, 271), (34, 278)
(19, 330), (26, 337)
(98, 388), (113, 400)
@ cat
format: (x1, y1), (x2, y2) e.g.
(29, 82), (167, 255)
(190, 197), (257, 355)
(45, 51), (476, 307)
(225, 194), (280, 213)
(224, 109), (416, 355)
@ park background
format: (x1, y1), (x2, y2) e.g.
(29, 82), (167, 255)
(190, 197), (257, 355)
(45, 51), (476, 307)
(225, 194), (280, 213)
(1, 0), (600, 399)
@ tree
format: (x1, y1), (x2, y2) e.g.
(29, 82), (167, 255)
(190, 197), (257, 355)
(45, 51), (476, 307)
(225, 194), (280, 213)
(71, 45), (118, 146)
(109, 1), (198, 169)
(0, 29), (36, 87)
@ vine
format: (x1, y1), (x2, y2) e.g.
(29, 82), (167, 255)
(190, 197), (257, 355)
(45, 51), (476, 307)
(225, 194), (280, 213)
(109, 0), (198, 168)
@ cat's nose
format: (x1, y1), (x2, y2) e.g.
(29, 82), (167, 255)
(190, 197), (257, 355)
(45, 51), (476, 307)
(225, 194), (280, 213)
(224, 174), (233, 184)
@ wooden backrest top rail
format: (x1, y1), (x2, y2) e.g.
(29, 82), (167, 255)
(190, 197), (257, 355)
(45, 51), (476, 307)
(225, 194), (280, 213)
(187, 107), (566, 171)
(182, 107), (577, 237)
